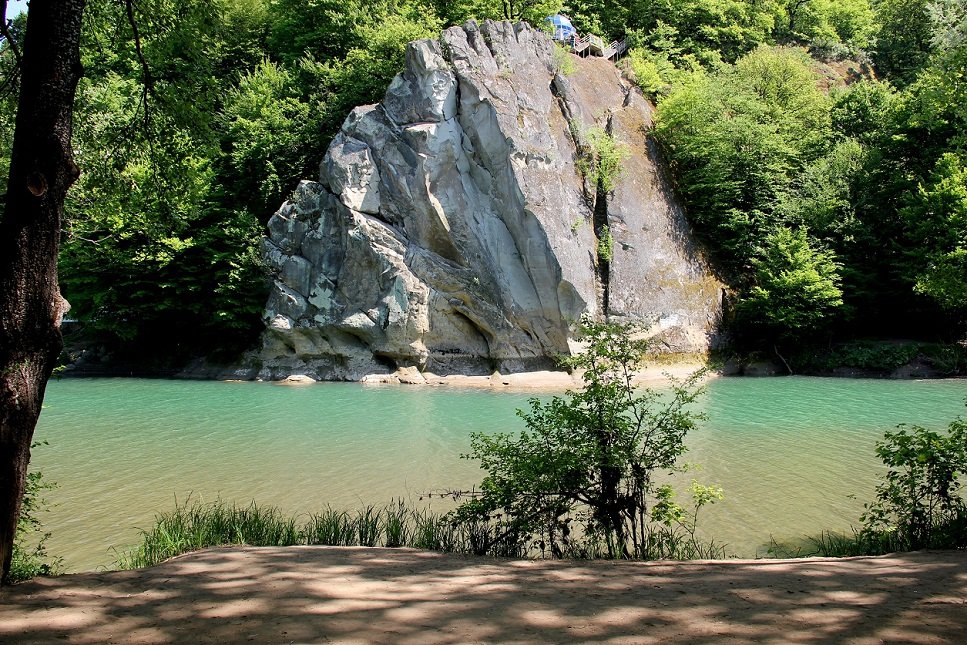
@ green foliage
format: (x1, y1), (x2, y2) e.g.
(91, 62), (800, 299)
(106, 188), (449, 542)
(552, 42), (577, 75)
(829, 80), (896, 145)
(772, 407), (967, 558)
(767, 527), (908, 557)
(303, 505), (385, 546)
(453, 320), (720, 559)
(9, 448), (61, 583)
(626, 48), (668, 97)
(791, 340), (967, 374)
(655, 46), (830, 279)
(596, 224), (614, 263)
(783, 0), (876, 53)
(632, 0), (785, 62)
(872, 0), (936, 85)
(4, 0), (962, 362)
(861, 416), (967, 550)
(902, 153), (967, 311)
(220, 59), (311, 215)
(576, 126), (630, 193)
(45, 0), (442, 361)
(798, 340), (920, 371)
(116, 500), (302, 569)
(624, 46), (699, 98)
(116, 498), (529, 568)
(780, 139), (864, 240)
(736, 227), (844, 339)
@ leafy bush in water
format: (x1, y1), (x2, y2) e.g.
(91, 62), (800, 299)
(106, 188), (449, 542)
(452, 320), (723, 559)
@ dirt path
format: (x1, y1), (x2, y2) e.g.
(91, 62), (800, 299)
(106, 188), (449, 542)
(2, 547), (965, 644)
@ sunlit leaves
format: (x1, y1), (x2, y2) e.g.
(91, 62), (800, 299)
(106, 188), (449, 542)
(736, 226), (844, 338)
(456, 321), (712, 559)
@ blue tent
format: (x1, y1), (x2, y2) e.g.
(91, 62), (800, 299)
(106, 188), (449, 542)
(546, 14), (577, 42)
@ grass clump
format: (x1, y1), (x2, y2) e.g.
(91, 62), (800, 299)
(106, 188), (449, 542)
(303, 507), (356, 546)
(117, 500), (299, 569)
(117, 499), (463, 569)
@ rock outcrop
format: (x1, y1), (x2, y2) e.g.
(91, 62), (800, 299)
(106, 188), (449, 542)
(258, 20), (723, 381)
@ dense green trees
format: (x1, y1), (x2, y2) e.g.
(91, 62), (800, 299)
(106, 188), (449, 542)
(640, 0), (967, 348)
(3, 0), (965, 364)
(50, 0), (440, 361)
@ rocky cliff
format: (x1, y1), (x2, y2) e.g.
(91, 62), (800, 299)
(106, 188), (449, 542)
(258, 20), (723, 381)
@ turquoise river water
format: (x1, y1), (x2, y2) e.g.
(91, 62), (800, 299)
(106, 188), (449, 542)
(29, 376), (967, 572)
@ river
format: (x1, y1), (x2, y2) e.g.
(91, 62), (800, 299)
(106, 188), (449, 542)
(29, 376), (966, 572)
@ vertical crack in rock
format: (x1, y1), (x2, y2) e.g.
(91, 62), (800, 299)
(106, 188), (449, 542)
(594, 173), (611, 317)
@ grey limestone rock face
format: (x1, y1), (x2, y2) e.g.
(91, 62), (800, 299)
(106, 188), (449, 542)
(258, 20), (722, 381)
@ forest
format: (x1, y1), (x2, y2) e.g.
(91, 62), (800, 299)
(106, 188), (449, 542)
(1, 0), (965, 366)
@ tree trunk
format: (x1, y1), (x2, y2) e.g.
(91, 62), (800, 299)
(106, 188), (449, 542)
(0, 0), (85, 585)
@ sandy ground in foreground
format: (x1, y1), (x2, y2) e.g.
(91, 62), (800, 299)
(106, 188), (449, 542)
(1, 547), (965, 644)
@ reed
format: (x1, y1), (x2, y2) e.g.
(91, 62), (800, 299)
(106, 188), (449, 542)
(116, 500), (299, 569)
(383, 500), (410, 548)
(116, 498), (733, 570)
(768, 528), (904, 558)
(355, 506), (382, 547)
(303, 507), (356, 546)
(410, 508), (458, 552)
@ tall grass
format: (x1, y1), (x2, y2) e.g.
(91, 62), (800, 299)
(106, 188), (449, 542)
(116, 497), (733, 570)
(769, 515), (967, 559)
(117, 501), (299, 569)
(116, 500), (469, 569)
(118, 498), (964, 570)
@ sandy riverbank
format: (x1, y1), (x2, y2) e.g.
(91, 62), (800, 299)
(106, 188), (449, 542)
(2, 547), (964, 644)
(273, 361), (714, 391)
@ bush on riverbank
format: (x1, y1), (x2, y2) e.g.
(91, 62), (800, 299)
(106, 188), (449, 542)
(791, 340), (967, 376)
(9, 469), (61, 583)
(771, 414), (967, 558)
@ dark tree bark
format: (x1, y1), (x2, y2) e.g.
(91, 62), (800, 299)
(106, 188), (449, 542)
(0, 0), (85, 585)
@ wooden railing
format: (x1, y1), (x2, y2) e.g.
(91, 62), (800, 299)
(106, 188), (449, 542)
(560, 34), (628, 61)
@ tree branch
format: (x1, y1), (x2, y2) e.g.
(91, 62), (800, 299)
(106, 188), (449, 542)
(0, 2), (22, 68)
(125, 0), (153, 127)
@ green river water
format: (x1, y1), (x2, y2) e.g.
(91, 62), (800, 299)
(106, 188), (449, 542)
(30, 376), (966, 572)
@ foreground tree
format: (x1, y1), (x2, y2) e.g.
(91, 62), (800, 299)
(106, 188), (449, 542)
(454, 321), (720, 559)
(0, 0), (86, 584)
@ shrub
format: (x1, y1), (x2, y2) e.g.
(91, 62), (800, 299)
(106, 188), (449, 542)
(576, 126), (630, 193)
(860, 418), (967, 550)
(9, 468), (61, 582)
(451, 319), (721, 559)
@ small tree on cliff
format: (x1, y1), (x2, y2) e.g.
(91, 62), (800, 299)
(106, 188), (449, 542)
(453, 320), (719, 559)
(0, 0), (86, 584)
